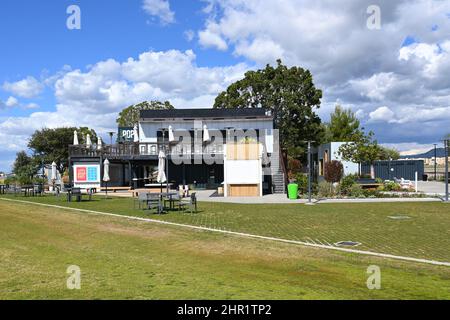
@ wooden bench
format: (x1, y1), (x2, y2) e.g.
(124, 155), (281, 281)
(100, 187), (131, 193)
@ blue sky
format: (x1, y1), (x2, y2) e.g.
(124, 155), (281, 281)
(1, 0), (449, 172)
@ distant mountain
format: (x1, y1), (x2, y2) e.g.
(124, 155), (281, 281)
(400, 147), (446, 159)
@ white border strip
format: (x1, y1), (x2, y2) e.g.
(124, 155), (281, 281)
(1, 198), (449, 267)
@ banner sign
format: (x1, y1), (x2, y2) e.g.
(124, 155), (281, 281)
(118, 127), (135, 142)
(74, 165), (100, 183)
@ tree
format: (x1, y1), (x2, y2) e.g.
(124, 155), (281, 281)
(379, 146), (400, 160)
(116, 101), (174, 127)
(325, 105), (363, 142)
(13, 151), (33, 175)
(28, 127), (97, 173)
(12, 151), (38, 185)
(213, 59), (324, 159)
(324, 160), (344, 184)
(338, 131), (383, 179)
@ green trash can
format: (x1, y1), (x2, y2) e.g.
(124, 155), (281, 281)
(288, 183), (298, 200)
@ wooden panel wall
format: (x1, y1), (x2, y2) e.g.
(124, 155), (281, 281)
(228, 184), (259, 197)
(226, 143), (260, 160)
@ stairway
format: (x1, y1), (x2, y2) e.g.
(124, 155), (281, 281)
(272, 173), (286, 194)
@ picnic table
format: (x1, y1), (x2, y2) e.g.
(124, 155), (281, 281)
(21, 185), (35, 197)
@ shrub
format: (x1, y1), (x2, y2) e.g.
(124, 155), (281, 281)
(287, 157), (302, 181)
(340, 174), (358, 195)
(324, 160), (343, 183)
(295, 173), (308, 194)
(383, 181), (401, 192)
(348, 184), (364, 198)
(317, 181), (335, 198)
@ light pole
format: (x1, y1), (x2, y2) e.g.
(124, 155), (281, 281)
(445, 139), (449, 202)
(304, 140), (315, 205)
(434, 143), (437, 181)
(108, 132), (115, 145)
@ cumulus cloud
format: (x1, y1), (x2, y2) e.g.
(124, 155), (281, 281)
(2, 76), (44, 98)
(5, 96), (18, 107)
(0, 49), (249, 154)
(196, 0), (450, 145)
(142, 0), (175, 25)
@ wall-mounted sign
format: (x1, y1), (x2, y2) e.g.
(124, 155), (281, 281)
(74, 165), (100, 183)
(118, 127), (135, 142)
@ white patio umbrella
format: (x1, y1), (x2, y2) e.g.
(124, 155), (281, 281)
(86, 134), (92, 148)
(133, 124), (139, 143)
(203, 125), (210, 142)
(157, 150), (167, 184)
(51, 161), (57, 181)
(97, 136), (103, 150)
(168, 125), (175, 143)
(73, 130), (79, 146)
(157, 150), (167, 194)
(103, 159), (111, 198)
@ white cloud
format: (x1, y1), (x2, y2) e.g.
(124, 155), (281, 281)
(0, 49), (249, 153)
(2, 76), (44, 98)
(369, 106), (396, 123)
(198, 22), (228, 50)
(5, 96), (18, 107)
(142, 0), (175, 25)
(196, 0), (450, 145)
(184, 29), (195, 42)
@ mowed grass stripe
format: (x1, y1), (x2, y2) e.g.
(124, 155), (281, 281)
(0, 200), (450, 299)
(1, 197), (450, 267)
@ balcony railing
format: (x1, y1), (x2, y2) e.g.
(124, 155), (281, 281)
(69, 142), (225, 158)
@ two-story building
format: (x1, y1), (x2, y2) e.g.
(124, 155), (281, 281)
(69, 108), (286, 197)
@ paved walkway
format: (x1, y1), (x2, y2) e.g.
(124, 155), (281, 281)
(95, 189), (443, 204)
(417, 181), (448, 196)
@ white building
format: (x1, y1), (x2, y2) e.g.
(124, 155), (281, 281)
(318, 142), (359, 179)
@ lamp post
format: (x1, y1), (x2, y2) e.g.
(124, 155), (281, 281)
(434, 143), (437, 181)
(303, 140), (315, 205)
(108, 132), (115, 145)
(445, 139), (449, 202)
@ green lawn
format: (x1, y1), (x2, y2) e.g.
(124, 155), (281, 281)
(0, 200), (449, 299)
(1, 194), (449, 263)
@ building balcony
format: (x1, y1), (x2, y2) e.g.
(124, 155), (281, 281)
(69, 142), (225, 159)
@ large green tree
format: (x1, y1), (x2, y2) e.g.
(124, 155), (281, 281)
(338, 131), (383, 179)
(325, 105), (363, 142)
(28, 127), (97, 173)
(116, 100), (174, 127)
(213, 60), (323, 158)
(12, 151), (38, 185)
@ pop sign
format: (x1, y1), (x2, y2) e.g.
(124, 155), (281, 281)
(118, 127), (135, 142)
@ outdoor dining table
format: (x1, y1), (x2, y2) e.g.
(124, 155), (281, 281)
(21, 185), (35, 197)
(147, 192), (178, 214)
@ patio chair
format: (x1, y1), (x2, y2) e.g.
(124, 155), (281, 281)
(68, 188), (82, 202)
(165, 193), (182, 211)
(179, 192), (197, 213)
(33, 184), (44, 197)
(147, 193), (163, 214)
(134, 193), (149, 210)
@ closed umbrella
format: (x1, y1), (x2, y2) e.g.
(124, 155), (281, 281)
(86, 134), (92, 148)
(157, 150), (167, 184)
(73, 130), (79, 146)
(203, 125), (210, 142)
(103, 159), (110, 198)
(169, 125), (175, 143)
(51, 161), (57, 181)
(97, 137), (103, 150)
(51, 161), (58, 192)
(133, 124), (139, 143)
